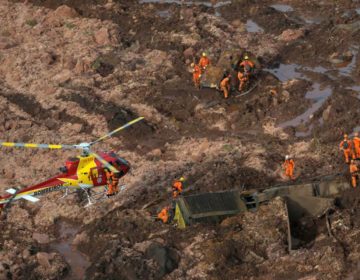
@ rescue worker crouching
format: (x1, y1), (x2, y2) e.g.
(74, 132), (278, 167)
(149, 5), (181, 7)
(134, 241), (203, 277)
(104, 166), (120, 197)
(157, 205), (175, 224)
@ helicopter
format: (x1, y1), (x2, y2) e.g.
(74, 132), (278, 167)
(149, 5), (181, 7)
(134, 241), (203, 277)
(0, 116), (144, 208)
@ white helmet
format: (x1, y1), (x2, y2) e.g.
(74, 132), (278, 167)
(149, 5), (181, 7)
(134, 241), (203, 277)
(285, 155), (289, 160)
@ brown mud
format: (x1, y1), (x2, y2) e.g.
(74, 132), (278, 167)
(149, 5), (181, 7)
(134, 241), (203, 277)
(1, 0), (360, 279)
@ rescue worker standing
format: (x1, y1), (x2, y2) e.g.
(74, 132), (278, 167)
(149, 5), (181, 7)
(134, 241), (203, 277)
(283, 155), (295, 180)
(198, 52), (210, 72)
(172, 177), (185, 199)
(237, 69), (249, 92)
(353, 132), (360, 159)
(350, 159), (358, 188)
(340, 134), (353, 163)
(104, 167), (119, 196)
(191, 63), (201, 89)
(220, 74), (231, 99)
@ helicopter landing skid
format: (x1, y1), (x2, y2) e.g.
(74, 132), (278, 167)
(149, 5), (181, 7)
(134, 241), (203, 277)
(60, 188), (69, 199)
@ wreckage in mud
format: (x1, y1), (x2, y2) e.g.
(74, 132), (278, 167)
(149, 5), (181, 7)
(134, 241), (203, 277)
(200, 49), (261, 96)
(173, 174), (351, 251)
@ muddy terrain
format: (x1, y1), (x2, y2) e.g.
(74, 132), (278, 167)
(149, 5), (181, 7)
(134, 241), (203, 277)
(0, 0), (360, 279)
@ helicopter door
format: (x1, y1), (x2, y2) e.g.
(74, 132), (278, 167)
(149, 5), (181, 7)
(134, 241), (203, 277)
(90, 167), (106, 186)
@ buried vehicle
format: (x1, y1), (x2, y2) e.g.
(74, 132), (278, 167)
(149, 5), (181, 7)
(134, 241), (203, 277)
(200, 49), (261, 95)
(173, 173), (351, 251)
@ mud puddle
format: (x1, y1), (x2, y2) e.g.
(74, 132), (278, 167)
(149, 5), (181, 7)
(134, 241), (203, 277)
(139, 0), (231, 16)
(270, 4), (294, 13)
(246, 19), (264, 33)
(265, 63), (305, 82)
(139, 0), (231, 8)
(50, 221), (90, 280)
(156, 9), (171, 18)
(279, 83), (332, 128)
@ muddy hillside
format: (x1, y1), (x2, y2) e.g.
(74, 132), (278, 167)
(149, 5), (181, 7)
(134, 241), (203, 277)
(0, 0), (360, 279)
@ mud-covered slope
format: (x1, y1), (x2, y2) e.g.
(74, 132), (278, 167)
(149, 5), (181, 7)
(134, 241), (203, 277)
(1, 0), (360, 279)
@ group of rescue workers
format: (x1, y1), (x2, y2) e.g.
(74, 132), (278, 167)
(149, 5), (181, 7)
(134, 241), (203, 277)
(191, 52), (255, 98)
(339, 132), (360, 188)
(156, 177), (185, 224)
(281, 132), (360, 186)
(154, 133), (360, 224)
(152, 53), (360, 224)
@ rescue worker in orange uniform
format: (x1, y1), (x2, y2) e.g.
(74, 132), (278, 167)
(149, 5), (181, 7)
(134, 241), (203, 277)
(157, 206), (170, 223)
(191, 63), (201, 89)
(198, 52), (210, 72)
(339, 134), (353, 163)
(237, 69), (249, 92)
(283, 155), (295, 180)
(239, 55), (255, 72)
(104, 167), (120, 196)
(350, 159), (358, 188)
(220, 74), (231, 99)
(353, 132), (360, 159)
(172, 177), (184, 199)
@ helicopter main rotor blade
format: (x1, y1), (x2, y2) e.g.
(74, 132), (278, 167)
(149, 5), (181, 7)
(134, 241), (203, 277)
(91, 152), (118, 173)
(90, 117), (144, 146)
(0, 142), (76, 150)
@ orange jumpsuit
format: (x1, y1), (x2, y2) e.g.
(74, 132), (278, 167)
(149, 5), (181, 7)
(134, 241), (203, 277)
(172, 180), (183, 199)
(105, 170), (119, 196)
(340, 140), (353, 163)
(283, 159), (295, 180)
(192, 64), (201, 88)
(353, 136), (360, 159)
(350, 162), (358, 188)
(240, 60), (255, 70)
(237, 71), (249, 91)
(220, 77), (230, 99)
(199, 57), (210, 71)
(157, 207), (169, 223)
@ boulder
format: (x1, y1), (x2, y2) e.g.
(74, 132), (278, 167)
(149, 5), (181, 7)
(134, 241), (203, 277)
(52, 69), (72, 84)
(183, 47), (194, 59)
(36, 252), (52, 268)
(145, 50), (168, 67)
(278, 28), (305, 42)
(94, 28), (111, 45)
(72, 232), (90, 246)
(33, 233), (50, 244)
(45, 5), (78, 26)
(53, 5), (78, 19)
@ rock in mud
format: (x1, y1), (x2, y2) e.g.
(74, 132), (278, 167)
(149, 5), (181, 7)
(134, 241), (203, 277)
(36, 252), (52, 268)
(94, 27), (112, 46)
(278, 28), (305, 42)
